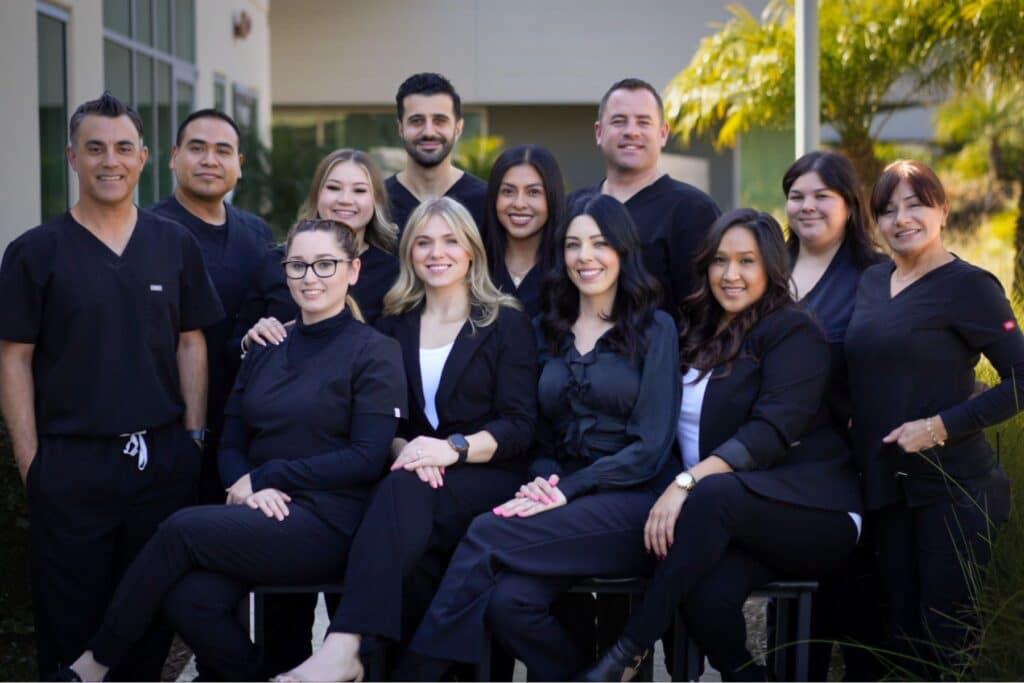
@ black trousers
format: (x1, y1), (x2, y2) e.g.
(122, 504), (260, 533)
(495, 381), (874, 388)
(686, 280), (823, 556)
(406, 485), (659, 681)
(330, 466), (523, 641)
(27, 423), (199, 681)
(872, 473), (1011, 679)
(621, 475), (858, 681)
(87, 500), (351, 681)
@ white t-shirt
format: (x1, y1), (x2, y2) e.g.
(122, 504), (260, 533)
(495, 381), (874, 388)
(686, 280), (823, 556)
(420, 341), (455, 430)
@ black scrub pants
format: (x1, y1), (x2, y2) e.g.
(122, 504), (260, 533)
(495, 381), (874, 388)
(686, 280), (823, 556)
(872, 473), (1010, 679)
(329, 466), (523, 640)
(26, 423), (199, 681)
(620, 475), (858, 681)
(403, 484), (660, 681)
(86, 500), (351, 681)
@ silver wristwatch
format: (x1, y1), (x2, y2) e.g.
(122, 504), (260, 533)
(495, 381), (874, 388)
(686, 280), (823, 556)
(674, 471), (696, 492)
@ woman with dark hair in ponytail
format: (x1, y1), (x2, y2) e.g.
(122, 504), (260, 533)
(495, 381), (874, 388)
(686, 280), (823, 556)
(583, 209), (862, 682)
(391, 194), (680, 681)
(59, 220), (407, 682)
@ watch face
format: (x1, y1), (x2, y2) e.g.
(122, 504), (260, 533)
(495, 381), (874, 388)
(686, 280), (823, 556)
(449, 434), (469, 451)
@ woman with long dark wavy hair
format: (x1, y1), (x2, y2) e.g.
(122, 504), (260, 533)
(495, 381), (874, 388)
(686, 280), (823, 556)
(583, 209), (862, 682)
(483, 144), (565, 319)
(390, 194), (680, 681)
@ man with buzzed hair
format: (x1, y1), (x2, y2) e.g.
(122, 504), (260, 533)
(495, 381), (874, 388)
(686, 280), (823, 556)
(0, 92), (223, 680)
(387, 72), (487, 233)
(151, 108), (293, 505)
(570, 77), (721, 314)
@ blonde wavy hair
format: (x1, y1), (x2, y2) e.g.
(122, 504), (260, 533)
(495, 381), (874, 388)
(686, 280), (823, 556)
(298, 148), (398, 253)
(383, 197), (520, 328)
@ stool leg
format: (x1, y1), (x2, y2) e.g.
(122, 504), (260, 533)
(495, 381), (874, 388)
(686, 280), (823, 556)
(254, 591), (265, 649)
(795, 591), (812, 682)
(773, 597), (790, 682)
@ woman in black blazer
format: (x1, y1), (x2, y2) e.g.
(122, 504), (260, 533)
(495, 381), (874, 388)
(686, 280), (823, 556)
(275, 197), (537, 682)
(584, 209), (863, 682)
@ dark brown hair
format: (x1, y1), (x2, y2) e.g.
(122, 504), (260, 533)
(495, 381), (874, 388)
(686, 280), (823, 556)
(870, 159), (948, 219)
(679, 209), (796, 378)
(598, 78), (664, 122)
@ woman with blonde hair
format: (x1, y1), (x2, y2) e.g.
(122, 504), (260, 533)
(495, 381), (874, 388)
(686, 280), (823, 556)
(276, 197), (538, 682)
(245, 149), (399, 350)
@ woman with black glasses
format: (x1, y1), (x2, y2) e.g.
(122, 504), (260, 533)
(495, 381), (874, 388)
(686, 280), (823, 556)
(58, 219), (406, 682)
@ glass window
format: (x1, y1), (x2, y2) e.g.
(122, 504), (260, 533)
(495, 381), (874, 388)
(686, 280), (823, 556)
(136, 54), (155, 206)
(103, 40), (133, 103)
(177, 81), (194, 137)
(174, 0), (195, 62)
(154, 0), (171, 53)
(38, 11), (68, 221)
(214, 79), (227, 112)
(233, 87), (258, 135)
(134, 0), (152, 45)
(103, 0), (131, 36)
(156, 62), (173, 197)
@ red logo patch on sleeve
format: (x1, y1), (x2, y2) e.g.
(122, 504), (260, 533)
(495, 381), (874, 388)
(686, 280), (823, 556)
(1003, 320), (1017, 331)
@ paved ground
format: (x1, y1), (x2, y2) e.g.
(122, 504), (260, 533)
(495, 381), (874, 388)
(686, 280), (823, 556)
(170, 596), (785, 681)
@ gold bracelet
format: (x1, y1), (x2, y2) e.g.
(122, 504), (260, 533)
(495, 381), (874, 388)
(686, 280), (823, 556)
(925, 417), (945, 447)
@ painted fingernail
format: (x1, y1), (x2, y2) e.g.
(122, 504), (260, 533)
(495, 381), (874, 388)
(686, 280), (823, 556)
(530, 495), (539, 501)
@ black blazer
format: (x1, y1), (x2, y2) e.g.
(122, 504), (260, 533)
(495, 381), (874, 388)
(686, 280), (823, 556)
(376, 303), (538, 472)
(687, 307), (862, 514)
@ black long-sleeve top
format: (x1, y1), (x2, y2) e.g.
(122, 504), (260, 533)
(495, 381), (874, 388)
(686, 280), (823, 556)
(845, 257), (1024, 509)
(218, 308), (407, 534)
(350, 245), (400, 325)
(491, 259), (544, 320)
(529, 310), (681, 500)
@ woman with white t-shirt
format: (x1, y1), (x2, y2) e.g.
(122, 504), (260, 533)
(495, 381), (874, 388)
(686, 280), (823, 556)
(274, 197), (537, 682)
(583, 209), (863, 682)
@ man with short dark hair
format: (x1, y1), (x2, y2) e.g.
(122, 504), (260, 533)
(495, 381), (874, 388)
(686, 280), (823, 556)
(150, 108), (292, 504)
(0, 92), (224, 680)
(570, 77), (721, 313)
(387, 72), (487, 232)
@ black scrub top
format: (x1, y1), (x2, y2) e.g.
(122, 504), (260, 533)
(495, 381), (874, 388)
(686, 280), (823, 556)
(491, 259), (544, 320)
(233, 243), (300, 346)
(569, 175), (720, 314)
(386, 172), (487, 235)
(218, 309), (407, 534)
(0, 210), (224, 436)
(150, 195), (279, 434)
(351, 245), (400, 325)
(796, 239), (881, 430)
(530, 310), (680, 500)
(845, 257), (1024, 509)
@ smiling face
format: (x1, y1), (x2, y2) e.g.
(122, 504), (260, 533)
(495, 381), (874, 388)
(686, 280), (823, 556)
(66, 114), (148, 208)
(496, 163), (549, 242)
(398, 94), (464, 169)
(877, 178), (948, 258)
(284, 230), (361, 324)
(316, 160), (375, 234)
(708, 226), (768, 321)
(410, 214), (472, 293)
(594, 88), (669, 174)
(564, 214), (621, 302)
(170, 116), (242, 202)
(785, 171), (849, 252)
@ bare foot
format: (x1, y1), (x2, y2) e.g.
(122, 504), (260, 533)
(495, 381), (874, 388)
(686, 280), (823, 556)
(70, 651), (109, 682)
(273, 633), (363, 682)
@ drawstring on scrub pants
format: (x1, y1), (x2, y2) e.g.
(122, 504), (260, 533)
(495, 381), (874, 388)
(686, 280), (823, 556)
(120, 430), (149, 470)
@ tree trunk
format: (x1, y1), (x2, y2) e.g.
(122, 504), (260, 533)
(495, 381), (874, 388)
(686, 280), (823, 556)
(839, 133), (884, 201)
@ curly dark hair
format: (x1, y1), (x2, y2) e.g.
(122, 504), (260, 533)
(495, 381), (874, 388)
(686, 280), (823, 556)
(679, 208), (796, 377)
(541, 194), (661, 360)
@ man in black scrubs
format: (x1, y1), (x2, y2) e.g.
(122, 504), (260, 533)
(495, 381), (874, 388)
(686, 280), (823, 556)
(150, 108), (290, 504)
(387, 72), (487, 232)
(0, 92), (223, 680)
(569, 78), (721, 313)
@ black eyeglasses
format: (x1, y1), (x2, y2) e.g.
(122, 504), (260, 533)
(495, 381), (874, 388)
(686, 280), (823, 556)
(281, 258), (351, 279)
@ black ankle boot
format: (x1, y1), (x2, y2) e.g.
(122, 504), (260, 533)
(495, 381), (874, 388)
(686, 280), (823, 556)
(576, 636), (648, 681)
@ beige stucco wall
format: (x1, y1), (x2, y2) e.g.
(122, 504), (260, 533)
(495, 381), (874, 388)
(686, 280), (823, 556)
(194, 0), (272, 143)
(270, 0), (766, 106)
(1, 0), (271, 250)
